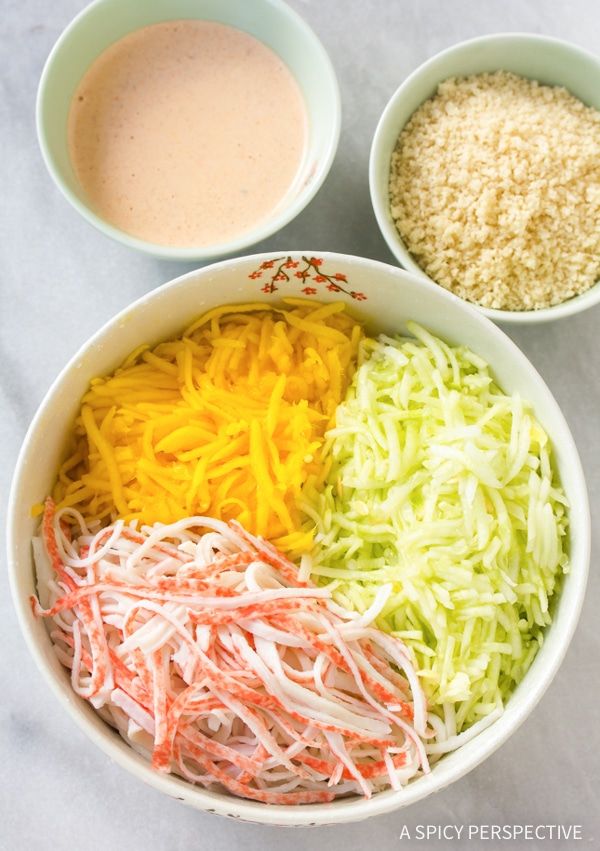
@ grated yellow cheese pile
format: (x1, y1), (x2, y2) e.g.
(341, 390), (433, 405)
(51, 300), (362, 554)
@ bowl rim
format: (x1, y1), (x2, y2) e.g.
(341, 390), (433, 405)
(35, 0), (341, 262)
(7, 250), (591, 825)
(369, 31), (600, 324)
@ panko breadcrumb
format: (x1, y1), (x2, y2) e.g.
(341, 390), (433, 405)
(389, 71), (600, 310)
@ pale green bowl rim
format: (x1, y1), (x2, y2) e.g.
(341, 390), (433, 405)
(369, 32), (600, 324)
(36, 0), (341, 261)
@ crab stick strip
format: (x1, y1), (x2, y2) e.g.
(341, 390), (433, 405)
(33, 501), (429, 803)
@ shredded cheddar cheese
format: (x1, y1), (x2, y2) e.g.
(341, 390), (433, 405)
(53, 300), (362, 553)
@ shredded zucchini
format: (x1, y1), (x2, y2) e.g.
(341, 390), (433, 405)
(304, 324), (569, 730)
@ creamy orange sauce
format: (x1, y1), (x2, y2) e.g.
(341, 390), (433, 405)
(68, 20), (307, 247)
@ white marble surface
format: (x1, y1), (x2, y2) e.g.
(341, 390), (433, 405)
(1, 1), (599, 848)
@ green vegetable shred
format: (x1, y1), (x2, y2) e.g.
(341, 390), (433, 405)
(304, 323), (568, 731)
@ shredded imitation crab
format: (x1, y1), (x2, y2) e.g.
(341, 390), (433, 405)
(33, 499), (433, 803)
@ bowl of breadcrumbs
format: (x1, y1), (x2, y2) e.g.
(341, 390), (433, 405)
(370, 33), (600, 323)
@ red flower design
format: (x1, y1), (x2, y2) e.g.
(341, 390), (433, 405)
(248, 255), (367, 301)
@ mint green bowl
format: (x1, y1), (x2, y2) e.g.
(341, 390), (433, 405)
(369, 34), (600, 324)
(37, 0), (340, 261)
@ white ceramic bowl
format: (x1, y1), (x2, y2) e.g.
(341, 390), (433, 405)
(369, 33), (600, 324)
(36, 0), (340, 261)
(8, 252), (590, 825)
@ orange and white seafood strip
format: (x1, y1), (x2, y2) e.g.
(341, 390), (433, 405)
(33, 499), (430, 803)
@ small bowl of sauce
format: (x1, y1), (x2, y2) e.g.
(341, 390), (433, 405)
(37, 0), (340, 260)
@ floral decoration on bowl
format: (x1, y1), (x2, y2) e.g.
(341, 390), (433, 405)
(249, 255), (367, 300)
